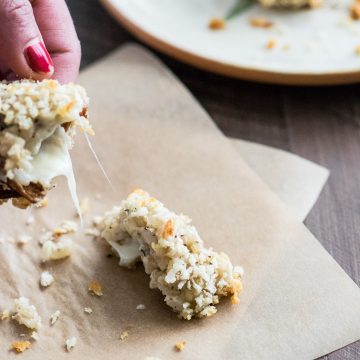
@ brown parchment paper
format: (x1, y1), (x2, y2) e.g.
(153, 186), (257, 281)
(0, 44), (359, 360)
(231, 139), (329, 221)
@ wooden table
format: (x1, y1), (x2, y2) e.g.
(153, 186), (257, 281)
(66, 1), (360, 358)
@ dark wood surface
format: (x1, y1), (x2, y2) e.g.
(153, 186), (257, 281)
(65, 1), (360, 358)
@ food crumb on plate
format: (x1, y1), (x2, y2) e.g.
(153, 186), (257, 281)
(65, 337), (77, 351)
(136, 304), (146, 310)
(84, 307), (93, 314)
(88, 280), (103, 296)
(40, 271), (55, 287)
(250, 17), (273, 28)
(208, 17), (225, 30)
(41, 237), (73, 262)
(17, 235), (32, 246)
(120, 331), (129, 340)
(12, 297), (42, 330)
(25, 215), (35, 226)
(11, 340), (31, 353)
(175, 341), (186, 351)
(350, 0), (360, 19)
(266, 38), (277, 49)
(50, 310), (61, 325)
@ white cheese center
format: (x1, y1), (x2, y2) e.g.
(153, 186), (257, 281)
(13, 127), (81, 216)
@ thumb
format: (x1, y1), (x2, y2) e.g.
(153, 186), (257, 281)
(0, 0), (54, 80)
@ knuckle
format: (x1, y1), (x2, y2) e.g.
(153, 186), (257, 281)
(1, 0), (33, 22)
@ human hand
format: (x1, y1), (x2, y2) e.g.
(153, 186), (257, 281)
(0, 0), (81, 83)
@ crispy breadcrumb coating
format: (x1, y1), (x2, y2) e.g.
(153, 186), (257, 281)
(97, 190), (243, 320)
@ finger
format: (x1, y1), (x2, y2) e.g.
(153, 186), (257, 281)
(32, 0), (81, 83)
(0, 0), (54, 80)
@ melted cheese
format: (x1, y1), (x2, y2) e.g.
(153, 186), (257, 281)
(108, 237), (141, 268)
(13, 127), (81, 219)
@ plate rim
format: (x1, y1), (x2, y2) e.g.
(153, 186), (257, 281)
(100, 0), (360, 85)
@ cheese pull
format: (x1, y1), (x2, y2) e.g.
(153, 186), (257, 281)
(0, 79), (91, 209)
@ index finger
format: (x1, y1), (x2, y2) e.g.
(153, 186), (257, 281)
(32, 0), (81, 83)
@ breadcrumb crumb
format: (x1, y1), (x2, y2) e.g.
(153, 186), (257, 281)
(209, 17), (225, 30)
(41, 237), (73, 262)
(350, 0), (360, 19)
(120, 331), (129, 340)
(53, 220), (78, 238)
(12, 297), (41, 330)
(175, 341), (186, 351)
(11, 340), (31, 353)
(65, 337), (77, 351)
(84, 307), (93, 314)
(17, 235), (32, 246)
(88, 280), (103, 296)
(266, 39), (277, 49)
(40, 271), (55, 287)
(50, 310), (61, 325)
(136, 304), (146, 310)
(25, 215), (35, 226)
(250, 17), (273, 28)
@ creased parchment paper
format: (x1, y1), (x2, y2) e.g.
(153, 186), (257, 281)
(231, 139), (329, 221)
(0, 44), (359, 360)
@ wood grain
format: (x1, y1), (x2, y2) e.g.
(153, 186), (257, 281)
(65, 1), (360, 358)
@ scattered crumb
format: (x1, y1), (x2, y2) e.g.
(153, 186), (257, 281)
(11, 340), (31, 353)
(84, 307), (93, 314)
(175, 341), (186, 352)
(120, 331), (129, 340)
(12, 297), (42, 330)
(65, 337), (77, 352)
(209, 17), (225, 30)
(95, 193), (102, 200)
(40, 271), (55, 287)
(88, 280), (103, 296)
(250, 17), (273, 28)
(53, 220), (78, 238)
(355, 45), (360, 55)
(41, 237), (73, 262)
(17, 235), (32, 246)
(79, 197), (90, 216)
(25, 215), (35, 226)
(136, 304), (146, 310)
(84, 228), (100, 237)
(350, 0), (360, 19)
(266, 38), (277, 49)
(20, 334), (26, 337)
(1, 309), (10, 320)
(30, 331), (39, 341)
(50, 310), (61, 325)
(35, 198), (48, 208)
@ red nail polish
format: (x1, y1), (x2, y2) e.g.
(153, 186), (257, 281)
(25, 41), (54, 74)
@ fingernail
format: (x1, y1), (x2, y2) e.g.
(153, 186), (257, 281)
(25, 41), (54, 75)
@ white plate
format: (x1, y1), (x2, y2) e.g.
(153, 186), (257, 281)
(100, 0), (360, 85)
